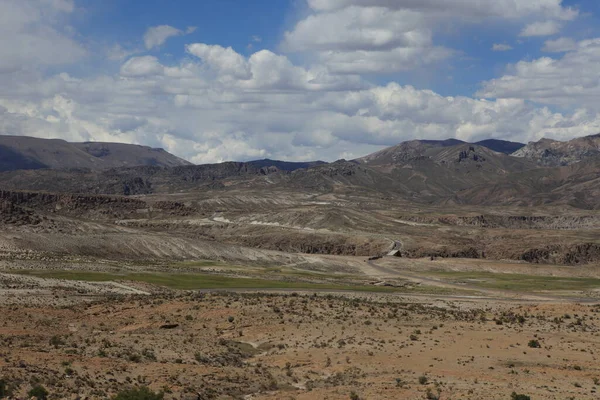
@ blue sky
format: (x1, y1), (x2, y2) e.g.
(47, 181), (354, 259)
(1, 0), (600, 163)
(71, 0), (598, 97)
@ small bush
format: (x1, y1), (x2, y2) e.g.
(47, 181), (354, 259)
(113, 386), (164, 400)
(28, 385), (49, 400)
(349, 391), (360, 400)
(0, 379), (12, 398)
(418, 375), (428, 385)
(49, 335), (65, 348)
(527, 340), (541, 348)
(510, 392), (531, 400)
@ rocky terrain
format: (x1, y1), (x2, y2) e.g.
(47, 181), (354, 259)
(513, 134), (600, 166)
(0, 134), (599, 399)
(2, 135), (599, 210)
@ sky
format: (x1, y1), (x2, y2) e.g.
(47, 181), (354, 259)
(1, 0), (600, 163)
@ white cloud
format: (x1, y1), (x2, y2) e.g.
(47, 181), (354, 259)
(120, 56), (165, 77)
(307, 0), (578, 20)
(4, 41), (600, 164)
(106, 44), (138, 61)
(187, 43), (252, 80)
(144, 25), (192, 50)
(0, 0), (598, 165)
(519, 20), (562, 37)
(543, 37), (577, 52)
(492, 44), (513, 51)
(479, 38), (600, 108)
(283, 5), (450, 74)
(284, 0), (577, 75)
(319, 46), (453, 74)
(284, 7), (431, 52)
(0, 0), (85, 73)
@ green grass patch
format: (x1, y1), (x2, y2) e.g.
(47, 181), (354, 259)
(170, 260), (236, 268)
(425, 271), (600, 292)
(11, 269), (427, 293)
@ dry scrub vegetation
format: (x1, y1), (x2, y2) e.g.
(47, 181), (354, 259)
(0, 292), (599, 399)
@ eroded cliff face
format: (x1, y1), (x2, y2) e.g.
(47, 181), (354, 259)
(520, 243), (600, 265)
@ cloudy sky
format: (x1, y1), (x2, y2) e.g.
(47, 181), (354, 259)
(1, 0), (600, 163)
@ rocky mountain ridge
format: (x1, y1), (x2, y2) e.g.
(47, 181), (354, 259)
(0, 135), (192, 171)
(512, 134), (600, 166)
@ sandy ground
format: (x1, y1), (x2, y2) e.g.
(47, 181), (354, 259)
(0, 291), (598, 399)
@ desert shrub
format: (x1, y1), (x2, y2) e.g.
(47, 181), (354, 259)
(527, 340), (541, 348)
(0, 379), (12, 398)
(349, 391), (360, 400)
(510, 392), (531, 400)
(28, 385), (49, 400)
(418, 375), (428, 385)
(49, 335), (65, 348)
(113, 386), (164, 400)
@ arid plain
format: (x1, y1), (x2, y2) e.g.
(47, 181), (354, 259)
(1, 136), (600, 399)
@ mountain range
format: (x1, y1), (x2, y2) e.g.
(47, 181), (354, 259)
(0, 133), (599, 209)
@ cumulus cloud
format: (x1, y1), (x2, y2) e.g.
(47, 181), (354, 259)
(0, 0), (86, 73)
(5, 41), (600, 164)
(519, 20), (562, 37)
(479, 38), (600, 108)
(284, 0), (577, 74)
(0, 0), (598, 164)
(543, 37), (577, 52)
(120, 56), (165, 77)
(187, 44), (252, 80)
(284, 7), (431, 52)
(283, 4), (452, 73)
(492, 44), (513, 51)
(306, 0), (578, 20)
(143, 25), (194, 50)
(320, 46), (453, 74)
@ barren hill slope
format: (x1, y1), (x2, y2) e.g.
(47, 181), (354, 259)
(0, 135), (191, 171)
(73, 141), (191, 168)
(474, 139), (525, 154)
(0, 136), (599, 209)
(356, 138), (525, 165)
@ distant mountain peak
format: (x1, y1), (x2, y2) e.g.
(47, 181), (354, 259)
(513, 135), (600, 166)
(0, 135), (191, 172)
(474, 139), (526, 154)
(355, 138), (525, 165)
